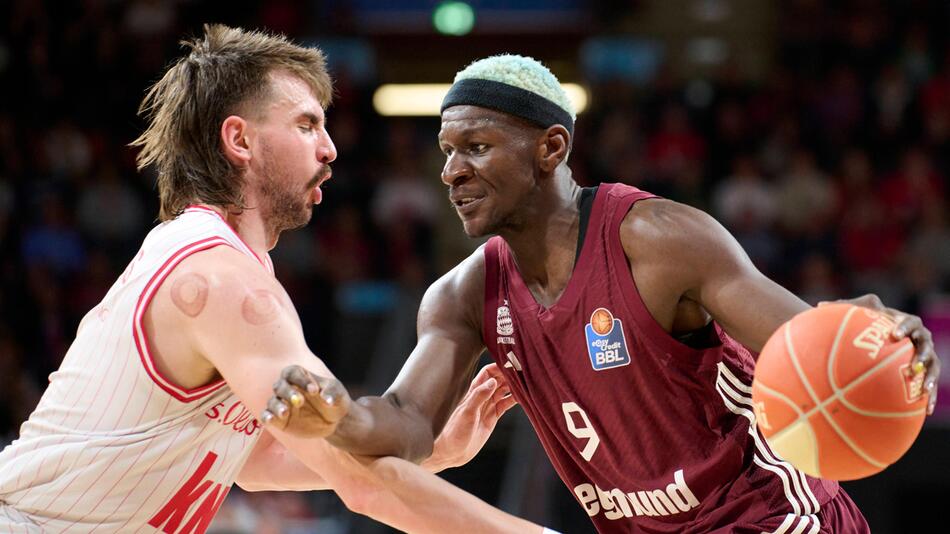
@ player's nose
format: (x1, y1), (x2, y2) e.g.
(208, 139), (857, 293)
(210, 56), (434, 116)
(317, 134), (337, 164)
(441, 153), (471, 186)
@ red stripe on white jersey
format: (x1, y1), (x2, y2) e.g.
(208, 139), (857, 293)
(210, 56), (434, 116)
(132, 237), (232, 403)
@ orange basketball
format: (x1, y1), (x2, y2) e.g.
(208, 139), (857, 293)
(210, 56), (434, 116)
(591, 308), (614, 335)
(751, 303), (928, 481)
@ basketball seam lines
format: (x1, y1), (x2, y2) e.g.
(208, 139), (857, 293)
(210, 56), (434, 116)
(753, 381), (822, 473)
(826, 306), (858, 393)
(827, 308), (924, 416)
(762, 344), (921, 443)
(831, 344), (922, 417)
(717, 363), (820, 513)
(784, 318), (889, 469)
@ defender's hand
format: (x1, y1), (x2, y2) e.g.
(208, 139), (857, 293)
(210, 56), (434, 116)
(262, 365), (351, 437)
(832, 294), (941, 414)
(425, 363), (518, 472)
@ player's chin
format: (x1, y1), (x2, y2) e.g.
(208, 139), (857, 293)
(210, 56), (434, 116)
(460, 217), (492, 238)
(287, 207), (314, 230)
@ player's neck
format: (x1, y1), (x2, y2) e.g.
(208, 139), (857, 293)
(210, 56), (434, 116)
(197, 203), (275, 256)
(502, 178), (582, 297)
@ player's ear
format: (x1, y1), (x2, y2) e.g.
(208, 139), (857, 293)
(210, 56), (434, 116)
(221, 115), (252, 167)
(537, 125), (570, 173)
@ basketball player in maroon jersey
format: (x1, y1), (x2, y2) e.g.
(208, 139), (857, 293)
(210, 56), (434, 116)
(269, 55), (940, 533)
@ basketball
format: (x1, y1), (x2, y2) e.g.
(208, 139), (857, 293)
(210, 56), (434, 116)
(591, 308), (614, 335)
(751, 303), (928, 481)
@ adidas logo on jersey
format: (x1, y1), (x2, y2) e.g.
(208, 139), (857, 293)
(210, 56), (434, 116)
(504, 351), (523, 372)
(573, 469), (699, 520)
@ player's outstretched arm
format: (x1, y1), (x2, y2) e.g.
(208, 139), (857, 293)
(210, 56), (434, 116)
(239, 428), (553, 533)
(620, 199), (939, 412)
(268, 251), (491, 463)
(236, 430), (330, 491)
(241, 363), (517, 490)
(328, 452), (553, 534)
(269, 361), (518, 472)
(241, 362), (516, 490)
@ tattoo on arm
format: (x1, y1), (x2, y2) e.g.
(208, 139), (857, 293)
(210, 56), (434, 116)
(171, 273), (209, 317)
(242, 289), (282, 325)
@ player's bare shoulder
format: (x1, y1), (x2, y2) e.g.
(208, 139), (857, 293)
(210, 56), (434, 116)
(146, 245), (299, 380)
(418, 246), (486, 335)
(157, 246), (290, 324)
(619, 198), (718, 262)
(619, 197), (758, 303)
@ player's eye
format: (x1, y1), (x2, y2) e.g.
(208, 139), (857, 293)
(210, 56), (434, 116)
(470, 143), (488, 154)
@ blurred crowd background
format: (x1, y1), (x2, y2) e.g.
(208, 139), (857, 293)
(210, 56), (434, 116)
(1, 1), (948, 533)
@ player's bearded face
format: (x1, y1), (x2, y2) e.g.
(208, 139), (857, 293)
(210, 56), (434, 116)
(256, 139), (328, 233)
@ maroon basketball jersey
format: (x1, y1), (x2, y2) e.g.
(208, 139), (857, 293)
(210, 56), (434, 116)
(482, 183), (838, 533)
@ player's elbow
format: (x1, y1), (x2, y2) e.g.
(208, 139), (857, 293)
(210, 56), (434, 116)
(234, 468), (275, 492)
(235, 478), (269, 492)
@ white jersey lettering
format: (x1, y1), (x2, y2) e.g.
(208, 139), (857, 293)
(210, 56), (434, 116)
(572, 470), (700, 521)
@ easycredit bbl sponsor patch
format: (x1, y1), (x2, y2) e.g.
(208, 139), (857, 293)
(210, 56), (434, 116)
(584, 307), (631, 371)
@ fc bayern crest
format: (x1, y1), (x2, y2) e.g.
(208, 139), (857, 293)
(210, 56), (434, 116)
(584, 307), (631, 371)
(497, 301), (513, 336)
(496, 300), (515, 345)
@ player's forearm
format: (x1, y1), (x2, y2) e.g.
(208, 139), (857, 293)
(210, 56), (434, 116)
(349, 455), (547, 534)
(265, 429), (551, 534)
(326, 394), (435, 462)
(236, 432), (330, 491)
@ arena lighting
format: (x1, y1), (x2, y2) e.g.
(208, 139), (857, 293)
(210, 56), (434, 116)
(433, 1), (475, 36)
(372, 83), (589, 117)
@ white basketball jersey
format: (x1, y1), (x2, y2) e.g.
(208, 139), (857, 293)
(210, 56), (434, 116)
(0, 205), (273, 533)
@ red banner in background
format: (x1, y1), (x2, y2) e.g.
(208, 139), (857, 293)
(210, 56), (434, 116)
(922, 296), (950, 424)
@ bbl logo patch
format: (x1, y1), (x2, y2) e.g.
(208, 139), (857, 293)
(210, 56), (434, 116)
(584, 308), (631, 371)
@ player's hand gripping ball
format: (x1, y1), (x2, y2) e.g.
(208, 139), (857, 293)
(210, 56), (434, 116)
(751, 303), (932, 480)
(262, 367), (351, 438)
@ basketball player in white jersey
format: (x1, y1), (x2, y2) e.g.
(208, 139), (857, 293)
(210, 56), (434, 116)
(0, 25), (558, 534)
